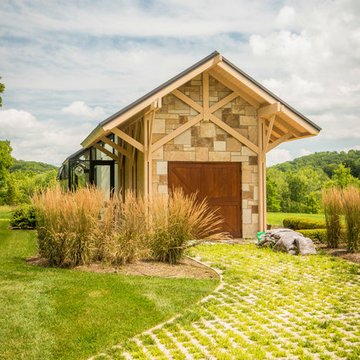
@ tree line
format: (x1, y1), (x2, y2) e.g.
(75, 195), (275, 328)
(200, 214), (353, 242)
(267, 150), (360, 213)
(0, 141), (58, 205)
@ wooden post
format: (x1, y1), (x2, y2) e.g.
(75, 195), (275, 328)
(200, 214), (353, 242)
(117, 136), (122, 195)
(147, 111), (154, 198)
(203, 72), (209, 121)
(262, 123), (267, 230)
(257, 118), (264, 232)
(143, 115), (149, 198)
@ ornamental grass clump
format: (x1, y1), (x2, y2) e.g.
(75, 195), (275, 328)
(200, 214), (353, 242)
(341, 186), (360, 252)
(33, 186), (228, 266)
(322, 187), (342, 248)
(98, 191), (149, 265)
(148, 189), (228, 264)
(33, 186), (104, 266)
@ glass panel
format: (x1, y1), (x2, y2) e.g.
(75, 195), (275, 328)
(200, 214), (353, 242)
(94, 164), (111, 198)
(95, 143), (114, 161)
(69, 160), (90, 189)
(114, 162), (119, 194)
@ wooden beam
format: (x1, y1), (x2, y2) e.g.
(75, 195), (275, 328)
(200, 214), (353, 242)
(266, 132), (293, 152)
(152, 97), (162, 110)
(264, 114), (276, 152)
(112, 127), (145, 153)
(102, 54), (222, 132)
(93, 143), (118, 161)
(266, 122), (285, 139)
(151, 113), (203, 153)
(203, 72), (209, 121)
(172, 89), (202, 114)
(131, 121), (140, 166)
(101, 136), (132, 158)
(209, 114), (259, 154)
(274, 115), (302, 137)
(209, 92), (238, 114)
(148, 111), (155, 160)
(217, 62), (275, 104)
(281, 105), (319, 135)
(208, 69), (260, 108)
(258, 102), (281, 118)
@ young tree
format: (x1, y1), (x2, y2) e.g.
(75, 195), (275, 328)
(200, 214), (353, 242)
(0, 76), (4, 107)
(332, 164), (357, 188)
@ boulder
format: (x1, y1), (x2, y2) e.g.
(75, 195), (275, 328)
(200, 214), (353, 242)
(258, 228), (317, 256)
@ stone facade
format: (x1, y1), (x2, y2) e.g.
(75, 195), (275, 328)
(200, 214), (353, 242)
(151, 74), (259, 238)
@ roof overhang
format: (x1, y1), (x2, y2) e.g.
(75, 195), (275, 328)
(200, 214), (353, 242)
(81, 51), (321, 149)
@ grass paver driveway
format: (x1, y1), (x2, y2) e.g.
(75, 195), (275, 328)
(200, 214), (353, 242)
(96, 244), (360, 360)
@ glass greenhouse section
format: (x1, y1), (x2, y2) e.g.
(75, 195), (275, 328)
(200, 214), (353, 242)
(57, 141), (116, 196)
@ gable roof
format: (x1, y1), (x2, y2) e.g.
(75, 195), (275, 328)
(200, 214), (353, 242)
(81, 51), (320, 148)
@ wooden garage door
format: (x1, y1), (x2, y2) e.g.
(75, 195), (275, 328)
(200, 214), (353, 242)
(168, 162), (242, 237)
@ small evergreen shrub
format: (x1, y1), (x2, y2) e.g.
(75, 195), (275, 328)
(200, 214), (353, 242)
(283, 217), (326, 230)
(9, 205), (36, 229)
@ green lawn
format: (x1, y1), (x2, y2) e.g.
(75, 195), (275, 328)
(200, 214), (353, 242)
(0, 209), (218, 360)
(267, 212), (325, 226)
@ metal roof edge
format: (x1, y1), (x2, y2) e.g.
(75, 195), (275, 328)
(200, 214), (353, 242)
(80, 51), (220, 148)
(80, 50), (321, 148)
(99, 51), (220, 128)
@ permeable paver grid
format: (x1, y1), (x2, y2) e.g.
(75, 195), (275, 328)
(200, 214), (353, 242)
(92, 244), (360, 360)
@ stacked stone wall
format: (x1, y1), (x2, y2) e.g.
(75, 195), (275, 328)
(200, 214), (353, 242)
(151, 74), (259, 237)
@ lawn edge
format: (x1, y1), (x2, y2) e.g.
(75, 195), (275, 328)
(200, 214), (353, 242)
(88, 255), (223, 360)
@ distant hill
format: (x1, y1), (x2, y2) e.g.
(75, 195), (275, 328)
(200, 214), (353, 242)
(10, 159), (58, 174)
(270, 150), (360, 179)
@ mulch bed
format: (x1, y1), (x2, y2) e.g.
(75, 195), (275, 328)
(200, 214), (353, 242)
(26, 255), (219, 280)
(317, 244), (360, 265)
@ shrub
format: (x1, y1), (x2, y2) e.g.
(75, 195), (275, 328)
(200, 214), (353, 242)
(148, 189), (228, 264)
(322, 188), (342, 248)
(9, 205), (36, 229)
(297, 229), (327, 244)
(341, 186), (360, 252)
(283, 217), (326, 230)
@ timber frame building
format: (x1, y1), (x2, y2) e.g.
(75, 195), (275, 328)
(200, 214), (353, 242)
(59, 52), (321, 238)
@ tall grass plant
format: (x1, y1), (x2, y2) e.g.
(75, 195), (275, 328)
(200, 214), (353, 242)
(341, 186), (360, 252)
(322, 188), (342, 248)
(33, 186), (227, 266)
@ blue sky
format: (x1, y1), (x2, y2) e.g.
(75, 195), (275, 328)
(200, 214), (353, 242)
(1, 0), (360, 165)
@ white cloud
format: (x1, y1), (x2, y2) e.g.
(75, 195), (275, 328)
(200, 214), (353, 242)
(62, 101), (105, 120)
(300, 149), (312, 156)
(267, 148), (293, 166)
(275, 6), (296, 29)
(1, 0), (360, 163)
(0, 109), (92, 165)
